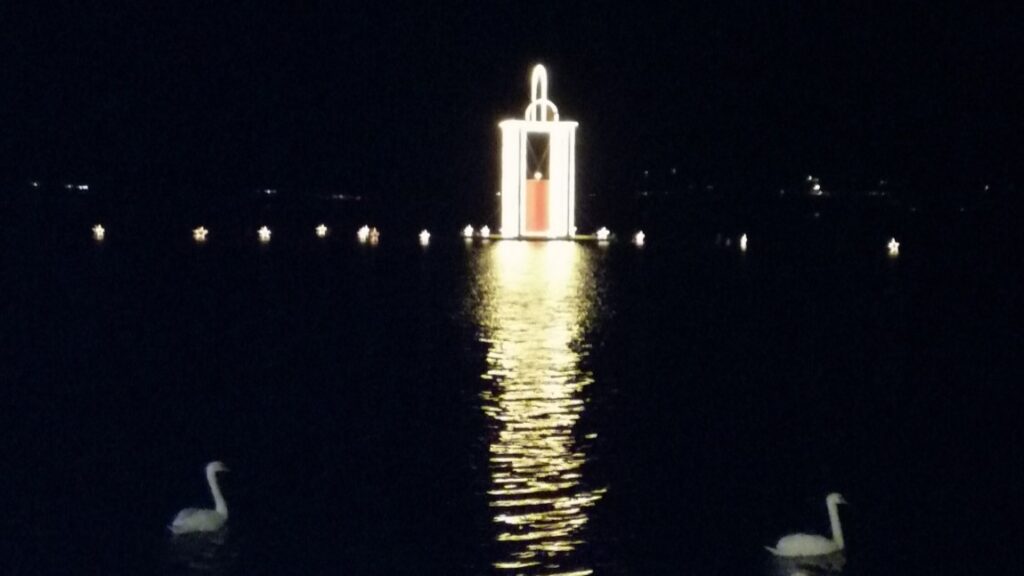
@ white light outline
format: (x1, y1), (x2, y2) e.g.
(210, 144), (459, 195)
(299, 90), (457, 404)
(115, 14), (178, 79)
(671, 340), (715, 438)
(499, 64), (578, 239)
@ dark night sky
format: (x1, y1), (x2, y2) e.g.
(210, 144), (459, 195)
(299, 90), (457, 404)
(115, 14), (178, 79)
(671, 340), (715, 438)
(1, 2), (1021, 201)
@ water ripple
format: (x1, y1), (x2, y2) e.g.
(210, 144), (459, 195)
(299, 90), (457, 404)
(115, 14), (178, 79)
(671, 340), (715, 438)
(470, 242), (604, 576)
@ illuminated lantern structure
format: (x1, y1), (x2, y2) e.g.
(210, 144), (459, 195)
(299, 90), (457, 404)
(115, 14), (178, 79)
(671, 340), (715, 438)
(499, 64), (578, 239)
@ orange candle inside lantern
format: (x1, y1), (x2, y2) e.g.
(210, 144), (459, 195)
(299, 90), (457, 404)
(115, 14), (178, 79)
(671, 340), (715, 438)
(525, 177), (549, 234)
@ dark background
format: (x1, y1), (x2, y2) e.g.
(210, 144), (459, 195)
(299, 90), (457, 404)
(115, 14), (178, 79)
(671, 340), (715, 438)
(1, 3), (1022, 573)
(2, 1), (1022, 223)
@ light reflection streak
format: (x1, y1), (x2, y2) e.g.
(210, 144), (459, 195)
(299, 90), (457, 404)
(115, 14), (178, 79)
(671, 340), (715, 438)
(472, 241), (604, 576)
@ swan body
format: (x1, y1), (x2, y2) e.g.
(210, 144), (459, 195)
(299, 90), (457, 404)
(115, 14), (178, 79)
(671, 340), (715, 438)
(169, 461), (229, 535)
(766, 493), (847, 557)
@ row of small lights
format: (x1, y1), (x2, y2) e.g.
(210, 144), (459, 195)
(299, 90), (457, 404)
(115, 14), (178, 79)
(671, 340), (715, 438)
(88, 224), (651, 247)
(88, 224), (900, 256)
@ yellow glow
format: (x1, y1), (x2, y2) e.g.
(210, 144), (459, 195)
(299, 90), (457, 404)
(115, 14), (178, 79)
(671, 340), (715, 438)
(315, 224), (328, 238)
(257, 226), (271, 242)
(357, 225), (370, 243)
(888, 237), (900, 257)
(369, 227), (380, 245)
(740, 233), (748, 252)
(92, 224), (105, 241)
(192, 226), (209, 242)
(464, 225), (475, 238)
(419, 229), (430, 246)
(595, 227), (610, 242)
(471, 242), (604, 575)
(633, 230), (645, 246)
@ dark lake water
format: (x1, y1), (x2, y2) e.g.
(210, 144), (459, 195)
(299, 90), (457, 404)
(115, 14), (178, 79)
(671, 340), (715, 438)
(1, 190), (1018, 575)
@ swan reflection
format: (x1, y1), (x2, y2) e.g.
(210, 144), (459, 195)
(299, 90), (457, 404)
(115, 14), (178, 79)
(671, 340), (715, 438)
(768, 552), (846, 576)
(164, 527), (239, 574)
(472, 242), (604, 575)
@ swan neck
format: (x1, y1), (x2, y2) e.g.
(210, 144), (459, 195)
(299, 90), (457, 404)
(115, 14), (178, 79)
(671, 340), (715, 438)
(827, 499), (844, 549)
(207, 468), (228, 517)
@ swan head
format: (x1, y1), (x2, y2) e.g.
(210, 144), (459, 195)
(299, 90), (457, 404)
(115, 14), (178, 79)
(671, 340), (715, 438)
(826, 492), (847, 506)
(206, 461), (229, 474)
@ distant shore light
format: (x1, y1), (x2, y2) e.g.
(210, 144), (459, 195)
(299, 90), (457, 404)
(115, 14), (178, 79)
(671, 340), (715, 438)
(357, 225), (370, 243)
(463, 225), (475, 238)
(193, 226), (209, 242)
(419, 229), (431, 246)
(315, 224), (328, 238)
(740, 233), (748, 252)
(92, 224), (105, 241)
(480, 225), (491, 239)
(633, 230), (645, 246)
(596, 227), (610, 241)
(258, 226), (272, 243)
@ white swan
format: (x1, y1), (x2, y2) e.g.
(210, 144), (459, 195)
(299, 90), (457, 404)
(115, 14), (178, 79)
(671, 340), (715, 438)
(766, 493), (847, 557)
(169, 461), (230, 535)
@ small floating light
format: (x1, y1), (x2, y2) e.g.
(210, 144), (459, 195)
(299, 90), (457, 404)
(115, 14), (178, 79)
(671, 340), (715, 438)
(740, 233), (748, 252)
(633, 230), (645, 246)
(258, 226), (272, 243)
(30, 181), (40, 188)
(419, 229), (431, 246)
(193, 226), (209, 242)
(357, 225), (370, 243)
(596, 227), (611, 241)
(92, 224), (105, 241)
(315, 224), (328, 238)
(480, 225), (491, 239)
(887, 237), (900, 257)
(368, 227), (380, 245)
(463, 225), (474, 238)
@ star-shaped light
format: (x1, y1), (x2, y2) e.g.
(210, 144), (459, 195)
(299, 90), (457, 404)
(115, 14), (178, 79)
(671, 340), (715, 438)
(368, 227), (380, 245)
(357, 225), (370, 243)
(479, 225), (491, 239)
(92, 224), (105, 241)
(463, 225), (474, 238)
(193, 226), (209, 242)
(419, 229), (431, 246)
(887, 237), (899, 257)
(315, 224), (328, 238)
(596, 227), (611, 241)
(633, 230), (645, 246)
(258, 226), (272, 242)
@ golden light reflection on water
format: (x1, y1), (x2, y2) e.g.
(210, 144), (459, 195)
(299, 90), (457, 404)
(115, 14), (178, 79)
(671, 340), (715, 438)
(471, 241), (605, 576)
